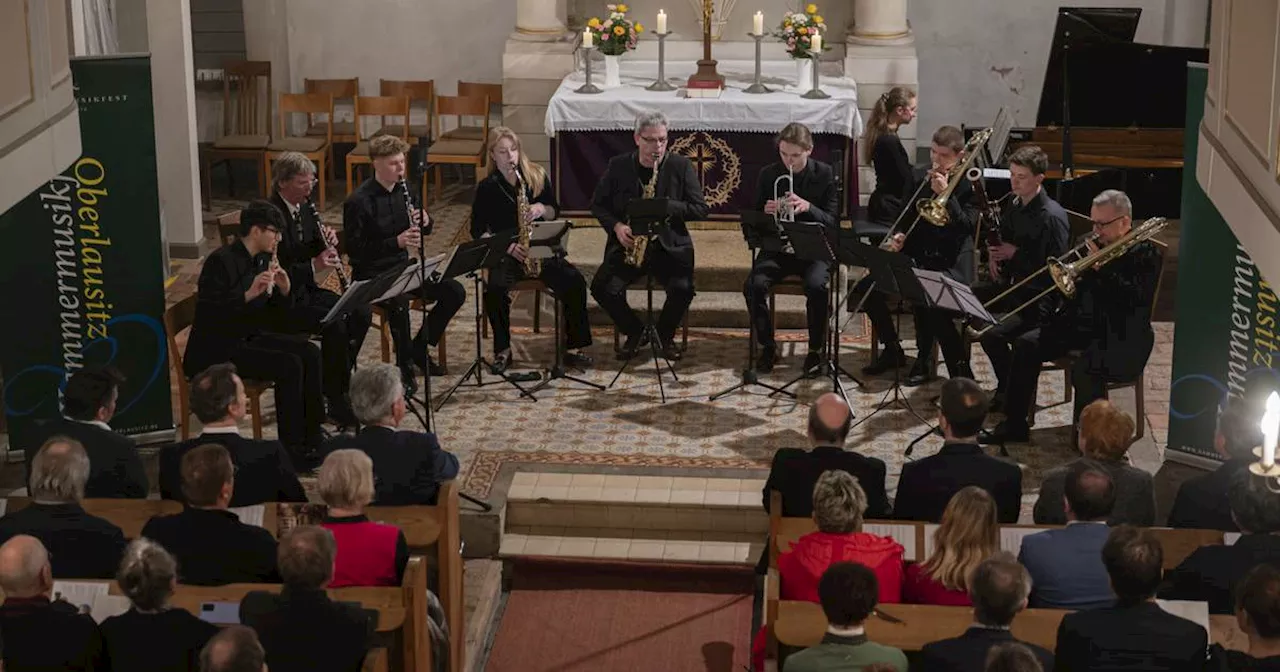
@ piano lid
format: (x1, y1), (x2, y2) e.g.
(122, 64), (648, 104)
(1036, 7), (1208, 129)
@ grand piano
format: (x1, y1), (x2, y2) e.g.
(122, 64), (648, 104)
(1003, 8), (1209, 219)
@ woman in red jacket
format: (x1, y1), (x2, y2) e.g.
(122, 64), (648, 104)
(317, 449), (408, 587)
(904, 485), (1000, 605)
(778, 470), (906, 603)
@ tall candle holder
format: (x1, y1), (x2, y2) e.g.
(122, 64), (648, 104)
(801, 53), (830, 99)
(646, 31), (676, 92)
(743, 33), (771, 94)
(575, 44), (603, 94)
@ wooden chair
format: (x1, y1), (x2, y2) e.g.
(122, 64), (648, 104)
(380, 80), (436, 202)
(369, 298), (450, 371)
(429, 95), (489, 202)
(345, 95), (411, 197)
(202, 61), (272, 208)
(450, 81), (503, 141)
(163, 294), (273, 440)
(304, 77), (360, 181)
(482, 278), (547, 339)
(265, 92), (333, 210)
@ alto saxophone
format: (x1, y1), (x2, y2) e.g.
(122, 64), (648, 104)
(624, 157), (661, 267)
(515, 168), (541, 277)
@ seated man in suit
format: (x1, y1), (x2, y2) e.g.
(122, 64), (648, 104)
(893, 378), (1022, 522)
(782, 562), (908, 672)
(0, 437), (126, 578)
(1167, 397), (1263, 531)
(1160, 469), (1280, 613)
(142, 444), (279, 585)
(200, 625), (268, 672)
(160, 363), (306, 506)
(1208, 564), (1280, 669)
(25, 365), (148, 498)
(1018, 460), (1115, 610)
(240, 526), (374, 672)
(764, 392), (891, 519)
(321, 363), (459, 505)
(919, 553), (1054, 672)
(0, 535), (103, 670)
(1055, 525), (1208, 671)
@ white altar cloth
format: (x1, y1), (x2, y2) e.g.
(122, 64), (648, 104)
(545, 59), (862, 139)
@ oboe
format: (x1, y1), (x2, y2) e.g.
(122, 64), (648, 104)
(307, 199), (349, 291)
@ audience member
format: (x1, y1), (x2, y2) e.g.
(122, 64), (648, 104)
(985, 642), (1045, 672)
(764, 392), (892, 518)
(0, 437), (126, 578)
(893, 378), (1022, 522)
(160, 363), (306, 506)
(320, 363), (458, 504)
(1033, 399), (1154, 526)
(141, 444), (279, 585)
(1160, 469), (1280, 613)
(919, 553), (1054, 672)
(199, 625), (267, 672)
(905, 486), (999, 605)
(782, 562), (908, 672)
(1054, 525), (1207, 671)
(1018, 460), (1115, 610)
(1208, 563), (1280, 670)
(100, 538), (219, 671)
(24, 366), (148, 498)
(318, 449), (409, 587)
(0, 535), (103, 670)
(779, 470), (904, 603)
(240, 526), (375, 672)
(1168, 397), (1264, 531)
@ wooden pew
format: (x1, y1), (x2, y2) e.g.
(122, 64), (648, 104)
(4, 498), (280, 540)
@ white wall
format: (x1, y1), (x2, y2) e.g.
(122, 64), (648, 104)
(908, 0), (1209, 140)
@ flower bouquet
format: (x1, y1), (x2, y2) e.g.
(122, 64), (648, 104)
(775, 3), (826, 58)
(587, 4), (644, 86)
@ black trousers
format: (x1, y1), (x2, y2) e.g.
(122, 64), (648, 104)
(854, 276), (967, 372)
(230, 333), (324, 452)
(590, 245), (694, 343)
(273, 287), (353, 404)
(972, 283), (1040, 394)
(743, 252), (830, 351)
(348, 278), (466, 371)
(1002, 325), (1106, 429)
(485, 256), (592, 354)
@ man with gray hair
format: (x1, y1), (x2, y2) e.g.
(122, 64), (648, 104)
(0, 535), (104, 669)
(0, 437), (126, 578)
(321, 362), (458, 504)
(267, 150), (358, 428)
(590, 109), (709, 361)
(200, 625), (267, 672)
(980, 188), (1161, 444)
(1168, 395), (1266, 531)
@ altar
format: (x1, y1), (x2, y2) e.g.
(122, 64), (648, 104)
(545, 59), (862, 219)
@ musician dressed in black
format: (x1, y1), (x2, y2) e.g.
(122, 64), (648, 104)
(979, 190), (1161, 444)
(343, 135), (466, 394)
(590, 110), (709, 361)
(267, 152), (357, 427)
(743, 123), (840, 373)
(857, 126), (977, 385)
(971, 145), (1069, 406)
(184, 201), (324, 461)
(471, 127), (592, 373)
(863, 86), (918, 224)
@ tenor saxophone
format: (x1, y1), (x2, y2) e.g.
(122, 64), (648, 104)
(624, 156), (661, 267)
(515, 168), (541, 277)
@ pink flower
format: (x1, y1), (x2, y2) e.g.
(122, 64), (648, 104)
(604, 20), (613, 28)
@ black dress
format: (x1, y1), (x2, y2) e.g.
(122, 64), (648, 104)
(868, 132), (913, 224)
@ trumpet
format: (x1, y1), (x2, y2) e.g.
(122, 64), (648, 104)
(916, 127), (992, 227)
(773, 166), (796, 253)
(966, 217), (1169, 339)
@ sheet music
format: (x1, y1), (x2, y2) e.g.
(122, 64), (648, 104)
(529, 220), (571, 259)
(52, 581), (110, 614)
(90, 594), (132, 623)
(864, 524), (918, 561)
(373, 254), (447, 303)
(228, 504), (265, 528)
(982, 168), (1012, 180)
(922, 524), (940, 559)
(1156, 599), (1210, 633)
(988, 107), (1015, 164)
(1225, 532), (1241, 546)
(999, 527), (1040, 554)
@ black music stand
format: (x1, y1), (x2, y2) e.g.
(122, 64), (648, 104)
(527, 221), (605, 396)
(608, 198), (679, 403)
(434, 232), (535, 412)
(769, 222), (860, 406)
(709, 211), (795, 402)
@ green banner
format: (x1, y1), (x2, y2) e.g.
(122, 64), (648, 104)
(0, 56), (172, 451)
(1167, 64), (1280, 459)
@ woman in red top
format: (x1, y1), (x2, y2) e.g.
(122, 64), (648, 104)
(904, 485), (999, 605)
(318, 449), (409, 587)
(778, 470), (906, 603)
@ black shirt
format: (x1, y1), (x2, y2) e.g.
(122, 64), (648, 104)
(0, 596), (104, 671)
(869, 132), (913, 223)
(0, 502), (127, 579)
(752, 159), (840, 230)
(269, 192), (327, 293)
(469, 170), (557, 239)
(342, 178), (422, 280)
(141, 508), (279, 586)
(184, 240), (294, 376)
(100, 607), (219, 672)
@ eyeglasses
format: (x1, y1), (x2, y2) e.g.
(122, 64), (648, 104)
(639, 135), (668, 144)
(1091, 214), (1127, 228)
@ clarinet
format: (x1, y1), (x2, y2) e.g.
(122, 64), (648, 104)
(398, 177), (418, 256)
(307, 199), (349, 291)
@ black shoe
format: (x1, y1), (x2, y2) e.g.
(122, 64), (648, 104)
(756, 347), (778, 373)
(803, 351), (823, 373)
(618, 332), (648, 360)
(490, 350), (512, 375)
(978, 420), (1030, 444)
(564, 351), (593, 369)
(400, 368), (419, 398)
(949, 361), (975, 381)
(988, 390), (1006, 413)
(660, 339), (683, 362)
(904, 360), (936, 387)
(862, 347), (907, 375)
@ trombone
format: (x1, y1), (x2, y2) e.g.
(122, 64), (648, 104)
(966, 216), (1170, 339)
(916, 127), (992, 227)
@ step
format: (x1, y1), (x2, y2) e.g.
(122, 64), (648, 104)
(499, 526), (764, 565)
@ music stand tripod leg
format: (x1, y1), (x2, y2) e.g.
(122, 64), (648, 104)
(710, 246), (796, 401)
(435, 272), (538, 413)
(608, 266), (678, 403)
(529, 289), (605, 396)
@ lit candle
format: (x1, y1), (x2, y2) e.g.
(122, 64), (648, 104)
(657, 9), (667, 34)
(753, 11), (764, 36)
(583, 28), (593, 48)
(1263, 391), (1280, 468)
(811, 32), (822, 53)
